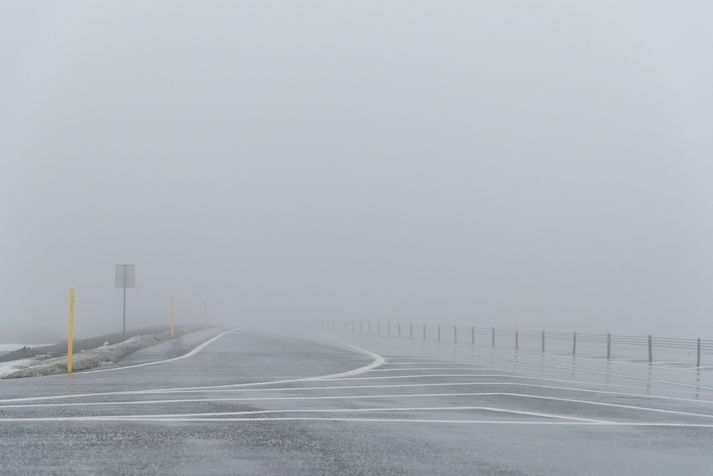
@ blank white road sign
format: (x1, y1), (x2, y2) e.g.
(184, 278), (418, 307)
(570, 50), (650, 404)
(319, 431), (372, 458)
(115, 264), (135, 288)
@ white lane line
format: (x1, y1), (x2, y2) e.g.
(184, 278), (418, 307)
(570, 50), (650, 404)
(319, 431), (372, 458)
(358, 336), (707, 376)
(4, 416), (713, 427)
(79, 328), (240, 374)
(371, 367), (488, 372)
(2, 393), (502, 409)
(80, 380), (713, 408)
(114, 406), (611, 423)
(0, 406), (611, 423)
(2, 390), (713, 421)
(338, 372), (713, 399)
(0, 342), (386, 404)
(329, 373), (705, 394)
(366, 342), (713, 393)
(309, 337), (713, 396)
(302, 343), (385, 381)
(381, 363), (469, 366)
(361, 336), (709, 377)
(382, 359), (454, 363)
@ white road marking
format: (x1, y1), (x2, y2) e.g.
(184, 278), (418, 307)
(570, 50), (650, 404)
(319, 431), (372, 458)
(0, 406), (611, 423)
(358, 340), (713, 393)
(352, 334), (708, 376)
(86, 380), (713, 408)
(79, 328), (240, 374)
(371, 367), (488, 372)
(5, 336), (713, 432)
(5, 416), (713, 427)
(381, 363), (469, 366)
(2, 390), (713, 421)
(302, 343), (385, 380)
(0, 342), (386, 404)
(331, 373), (713, 395)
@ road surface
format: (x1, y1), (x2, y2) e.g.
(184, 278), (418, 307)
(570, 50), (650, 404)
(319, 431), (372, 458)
(1, 327), (712, 475)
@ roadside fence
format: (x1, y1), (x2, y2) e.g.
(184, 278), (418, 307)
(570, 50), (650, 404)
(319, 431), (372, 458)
(316, 320), (713, 368)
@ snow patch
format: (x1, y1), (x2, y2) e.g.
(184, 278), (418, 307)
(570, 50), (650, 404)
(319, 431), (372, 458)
(0, 358), (40, 377)
(1, 330), (186, 379)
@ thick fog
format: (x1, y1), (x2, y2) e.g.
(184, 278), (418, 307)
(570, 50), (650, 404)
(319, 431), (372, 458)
(2, 2), (712, 340)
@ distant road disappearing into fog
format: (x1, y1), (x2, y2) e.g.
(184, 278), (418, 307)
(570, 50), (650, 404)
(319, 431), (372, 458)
(1, 328), (712, 475)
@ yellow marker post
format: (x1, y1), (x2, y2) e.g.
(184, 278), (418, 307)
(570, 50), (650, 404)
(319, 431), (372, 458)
(170, 294), (175, 337)
(67, 288), (75, 374)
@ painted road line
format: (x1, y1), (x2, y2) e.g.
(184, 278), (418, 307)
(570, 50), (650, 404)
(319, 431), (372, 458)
(2, 416), (713, 427)
(0, 406), (612, 423)
(79, 328), (240, 374)
(302, 343), (385, 380)
(2, 391), (713, 420)
(118, 381), (713, 409)
(0, 341), (386, 404)
(357, 341), (713, 393)
(4, 381), (713, 410)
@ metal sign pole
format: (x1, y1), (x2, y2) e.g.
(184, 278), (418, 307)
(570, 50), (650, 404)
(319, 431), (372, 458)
(67, 288), (75, 374)
(115, 264), (135, 339)
(123, 286), (127, 338)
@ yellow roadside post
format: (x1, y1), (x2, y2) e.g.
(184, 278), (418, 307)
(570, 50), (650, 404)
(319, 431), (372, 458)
(67, 288), (75, 374)
(170, 294), (175, 337)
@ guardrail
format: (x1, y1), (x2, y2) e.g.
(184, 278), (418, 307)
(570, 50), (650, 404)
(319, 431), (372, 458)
(317, 320), (713, 368)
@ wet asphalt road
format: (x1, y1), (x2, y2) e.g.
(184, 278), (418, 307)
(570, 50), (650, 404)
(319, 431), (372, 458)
(1, 328), (713, 475)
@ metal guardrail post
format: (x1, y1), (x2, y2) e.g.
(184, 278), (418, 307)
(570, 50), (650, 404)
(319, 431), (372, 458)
(648, 335), (652, 364)
(437, 325), (441, 341)
(398, 323), (401, 337)
(491, 327), (495, 347)
(471, 326), (475, 345)
(541, 330), (545, 353)
(454, 326), (457, 343)
(515, 330), (519, 351)
(410, 322), (413, 338)
(387, 322), (390, 336)
(423, 324), (426, 340)
(572, 332), (577, 356)
(697, 338), (701, 367)
(607, 333), (611, 359)
(377, 321), (380, 335)
(368, 321), (371, 335)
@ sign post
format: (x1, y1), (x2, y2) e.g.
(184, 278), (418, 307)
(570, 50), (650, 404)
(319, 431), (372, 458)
(170, 294), (175, 337)
(115, 264), (135, 338)
(67, 288), (75, 374)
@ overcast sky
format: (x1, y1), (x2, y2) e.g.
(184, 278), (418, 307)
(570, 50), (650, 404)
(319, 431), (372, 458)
(2, 1), (713, 338)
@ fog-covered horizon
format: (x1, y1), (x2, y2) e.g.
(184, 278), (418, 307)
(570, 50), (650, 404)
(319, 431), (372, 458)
(2, 2), (713, 340)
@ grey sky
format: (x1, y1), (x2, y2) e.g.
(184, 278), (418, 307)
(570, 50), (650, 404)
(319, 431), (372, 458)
(2, 1), (713, 338)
